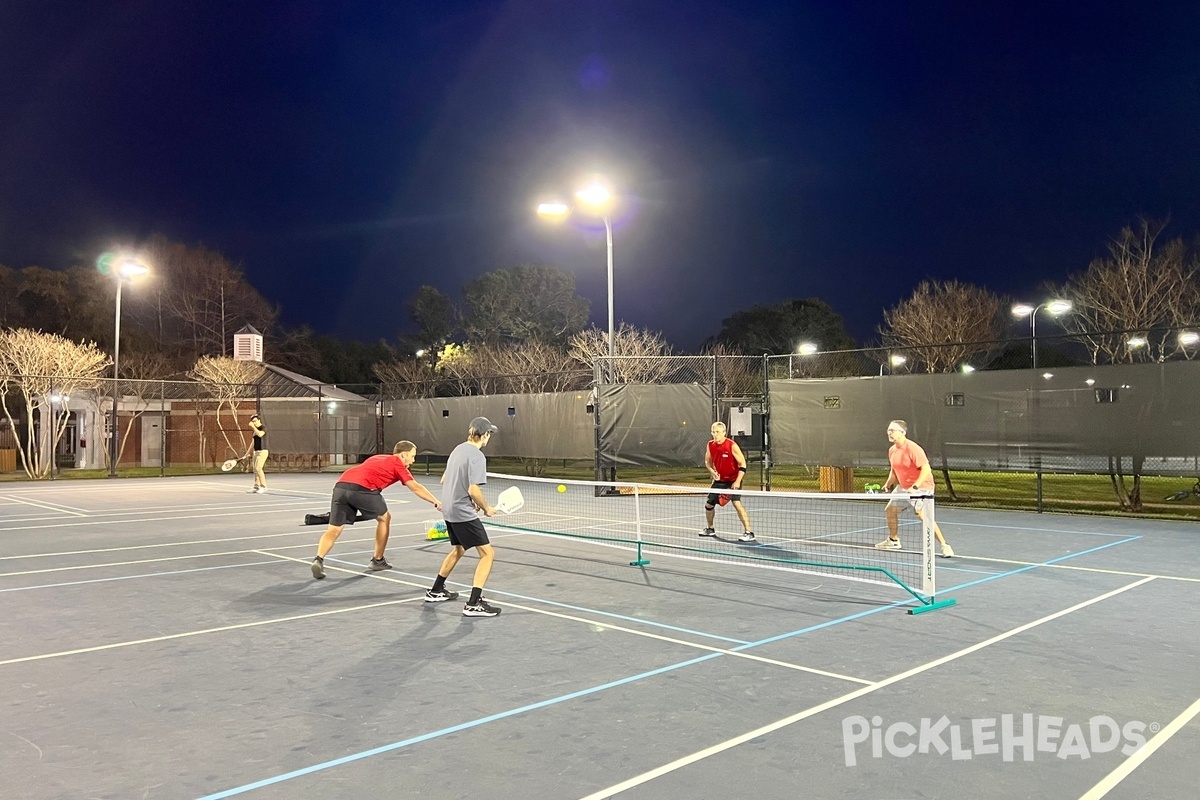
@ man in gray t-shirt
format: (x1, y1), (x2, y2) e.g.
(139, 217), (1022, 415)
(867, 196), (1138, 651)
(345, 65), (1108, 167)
(442, 438), (488, 523)
(425, 417), (502, 617)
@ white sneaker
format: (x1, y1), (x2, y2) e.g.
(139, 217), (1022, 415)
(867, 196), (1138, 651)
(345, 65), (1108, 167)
(255, 487), (267, 494)
(940, 543), (954, 558)
(875, 538), (902, 550)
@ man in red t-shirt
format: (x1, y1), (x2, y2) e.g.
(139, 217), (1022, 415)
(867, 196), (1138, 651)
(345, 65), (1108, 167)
(310, 440), (442, 579)
(699, 422), (755, 543)
(875, 420), (954, 557)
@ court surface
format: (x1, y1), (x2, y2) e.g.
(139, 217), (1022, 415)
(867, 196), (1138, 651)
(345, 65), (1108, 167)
(1, 473), (1197, 799)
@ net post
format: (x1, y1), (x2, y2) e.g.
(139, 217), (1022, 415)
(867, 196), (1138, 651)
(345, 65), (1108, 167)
(921, 494), (936, 598)
(629, 484), (649, 566)
(908, 494), (957, 614)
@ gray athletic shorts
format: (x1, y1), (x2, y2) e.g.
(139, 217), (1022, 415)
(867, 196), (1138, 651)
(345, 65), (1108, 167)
(886, 488), (931, 514)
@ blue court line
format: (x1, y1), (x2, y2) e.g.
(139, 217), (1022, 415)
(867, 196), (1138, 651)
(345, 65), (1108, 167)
(388, 567), (753, 645)
(943, 520), (1133, 537)
(196, 533), (1143, 799)
(195, 653), (722, 800)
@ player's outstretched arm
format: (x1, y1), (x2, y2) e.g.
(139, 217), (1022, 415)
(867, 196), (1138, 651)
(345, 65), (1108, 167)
(405, 480), (442, 511)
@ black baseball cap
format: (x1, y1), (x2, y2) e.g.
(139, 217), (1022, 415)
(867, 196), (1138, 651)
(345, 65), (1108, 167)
(469, 416), (498, 435)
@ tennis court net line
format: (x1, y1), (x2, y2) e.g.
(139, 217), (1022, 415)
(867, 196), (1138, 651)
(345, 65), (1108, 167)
(483, 473), (954, 612)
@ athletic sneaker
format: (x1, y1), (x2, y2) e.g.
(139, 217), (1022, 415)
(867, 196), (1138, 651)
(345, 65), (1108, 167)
(246, 488), (259, 494)
(311, 557), (325, 579)
(875, 538), (902, 550)
(941, 543), (955, 558)
(699, 528), (717, 537)
(462, 599), (501, 617)
(368, 557), (393, 571)
(738, 531), (757, 543)
(424, 588), (459, 603)
(255, 487), (267, 494)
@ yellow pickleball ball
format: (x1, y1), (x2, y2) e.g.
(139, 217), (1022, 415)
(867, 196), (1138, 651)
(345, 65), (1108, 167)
(557, 484), (567, 493)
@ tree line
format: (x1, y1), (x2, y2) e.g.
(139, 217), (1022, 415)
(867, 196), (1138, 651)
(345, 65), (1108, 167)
(2, 217), (1198, 390)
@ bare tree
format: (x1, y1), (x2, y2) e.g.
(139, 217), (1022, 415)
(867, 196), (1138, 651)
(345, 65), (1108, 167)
(879, 280), (1008, 373)
(569, 323), (676, 383)
(107, 351), (179, 469)
(373, 357), (441, 399)
(189, 356), (265, 460)
(478, 342), (589, 393)
(141, 236), (278, 358)
(0, 329), (109, 479)
(1056, 218), (1200, 364)
(427, 342), (586, 395)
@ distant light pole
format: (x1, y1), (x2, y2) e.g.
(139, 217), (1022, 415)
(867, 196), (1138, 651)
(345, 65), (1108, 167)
(1011, 300), (1072, 368)
(109, 258), (149, 477)
(881, 353), (906, 376)
(537, 180), (616, 369)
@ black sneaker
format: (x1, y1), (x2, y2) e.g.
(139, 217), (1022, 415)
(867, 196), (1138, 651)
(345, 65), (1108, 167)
(311, 557), (325, 580)
(368, 557), (393, 571)
(462, 599), (501, 617)
(425, 588), (459, 603)
(699, 528), (717, 538)
(738, 531), (757, 543)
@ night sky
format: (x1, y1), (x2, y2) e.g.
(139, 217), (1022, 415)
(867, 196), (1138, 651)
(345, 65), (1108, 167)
(4, 1), (1200, 350)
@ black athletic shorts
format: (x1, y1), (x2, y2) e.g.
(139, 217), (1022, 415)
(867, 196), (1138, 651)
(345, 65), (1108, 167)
(706, 480), (741, 507)
(329, 481), (388, 526)
(446, 518), (490, 550)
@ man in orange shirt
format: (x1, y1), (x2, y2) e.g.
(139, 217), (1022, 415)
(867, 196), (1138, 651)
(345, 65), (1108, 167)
(875, 419), (954, 557)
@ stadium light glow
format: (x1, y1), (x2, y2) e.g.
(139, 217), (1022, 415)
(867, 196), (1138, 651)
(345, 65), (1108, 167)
(575, 183), (612, 209)
(1013, 299), (1073, 369)
(536, 202), (569, 217)
(797, 342), (818, 355)
(1179, 331), (1200, 346)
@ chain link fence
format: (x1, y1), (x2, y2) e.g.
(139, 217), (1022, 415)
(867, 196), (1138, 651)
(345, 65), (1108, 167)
(6, 327), (1200, 517)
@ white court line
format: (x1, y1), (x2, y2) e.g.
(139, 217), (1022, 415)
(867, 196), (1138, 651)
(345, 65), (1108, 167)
(577, 576), (1157, 800)
(1079, 693), (1200, 799)
(0, 520), (430, 561)
(0, 480), (242, 495)
(0, 504), (323, 534)
(0, 530), (433, 577)
(964, 554), (1200, 583)
(0, 499), (315, 525)
(262, 550), (872, 686)
(192, 481), (336, 497)
(4, 495), (88, 517)
(0, 596), (426, 667)
(0, 559), (288, 592)
(502, 599), (873, 685)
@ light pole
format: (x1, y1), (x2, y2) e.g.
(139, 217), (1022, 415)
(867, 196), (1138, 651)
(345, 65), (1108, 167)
(1011, 300), (1072, 368)
(1011, 298), (1071, 513)
(109, 258), (149, 477)
(537, 180), (616, 370)
(880, 353), (906, 376)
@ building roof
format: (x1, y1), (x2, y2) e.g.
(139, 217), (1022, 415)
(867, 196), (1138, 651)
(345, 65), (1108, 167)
(132, 363), (372, 403)
(258, 364), (371, 402)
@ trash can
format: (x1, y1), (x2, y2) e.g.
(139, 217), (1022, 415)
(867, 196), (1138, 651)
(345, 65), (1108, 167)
(819, 465), (854, 492)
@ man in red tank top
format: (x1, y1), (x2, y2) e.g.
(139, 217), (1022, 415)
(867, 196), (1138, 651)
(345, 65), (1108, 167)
(699, 422), (755, 543)
(875, 420), (954, 557)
